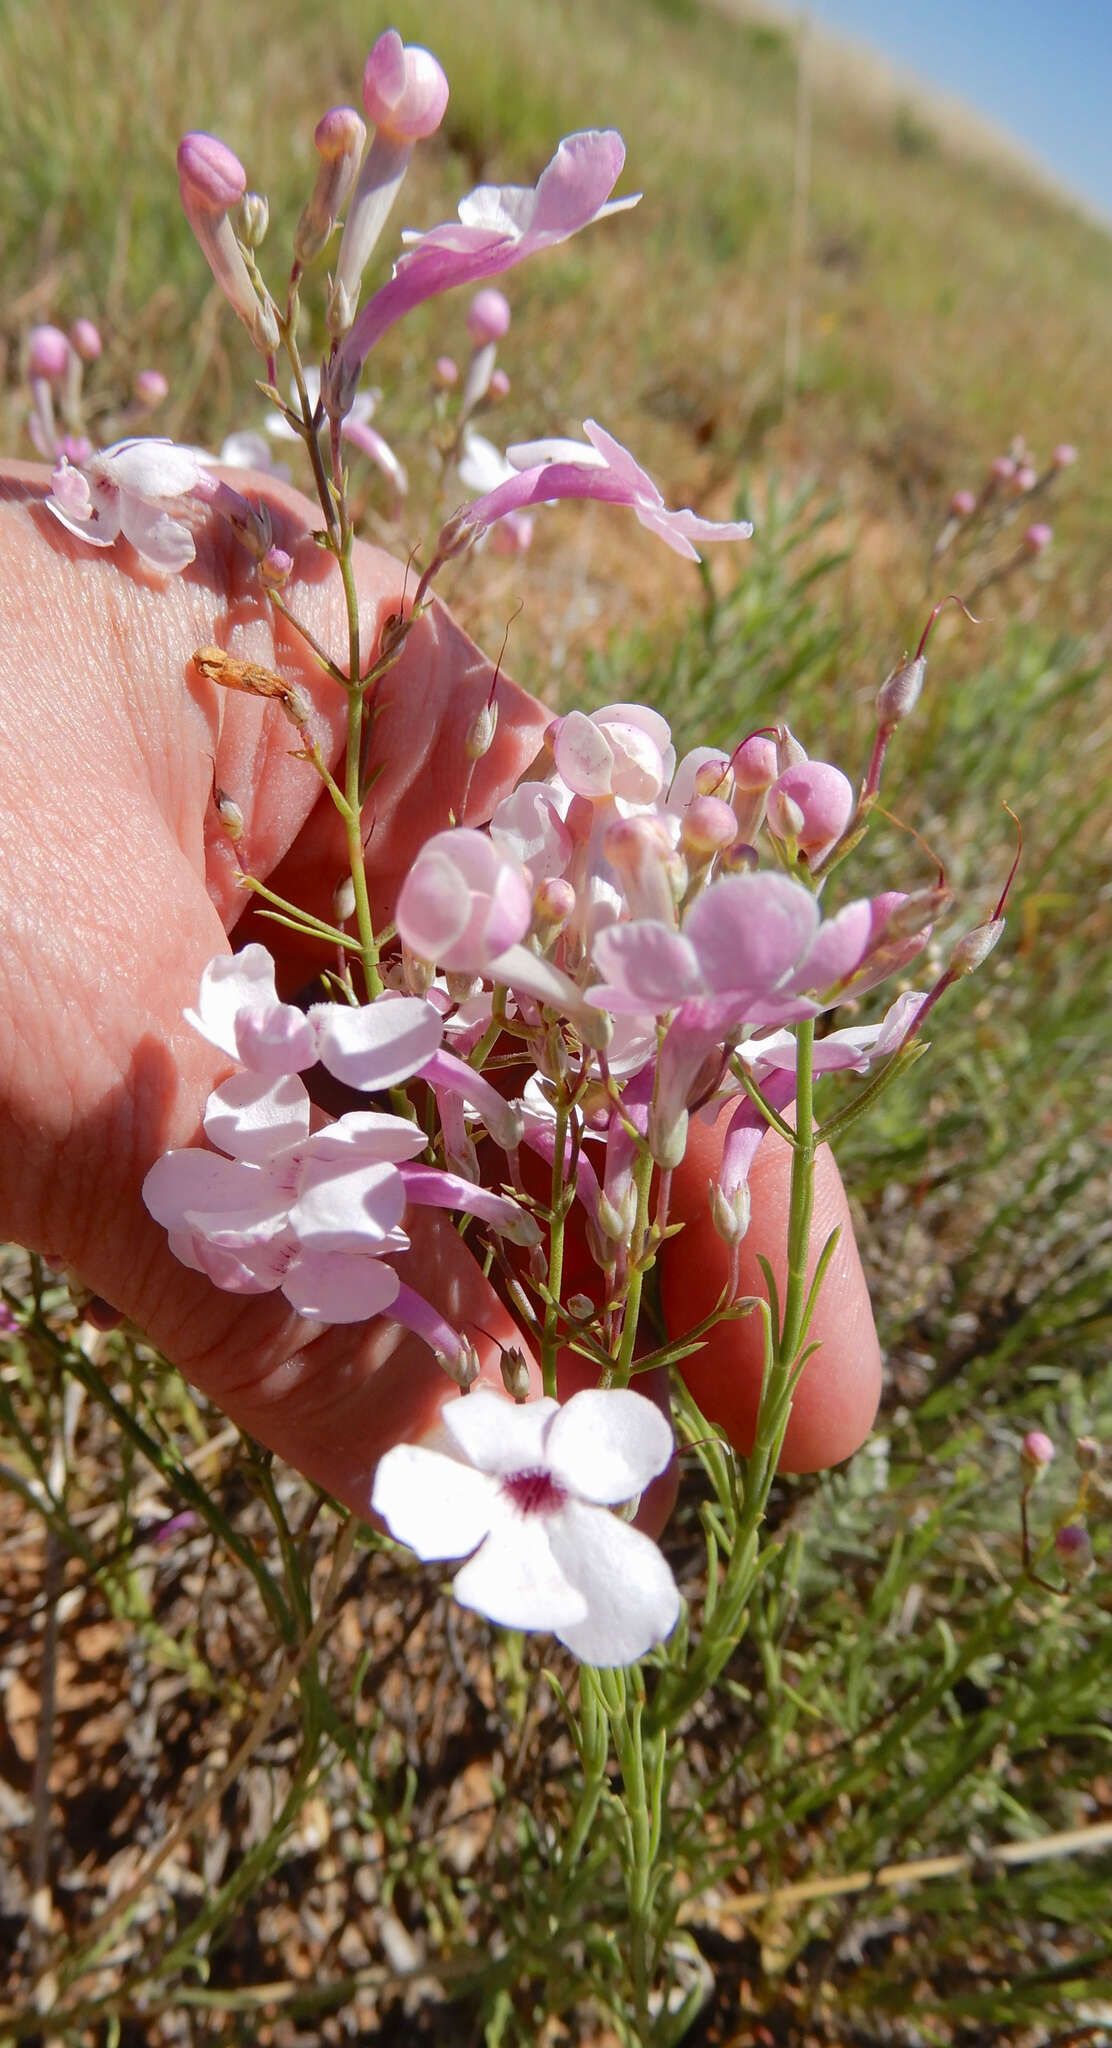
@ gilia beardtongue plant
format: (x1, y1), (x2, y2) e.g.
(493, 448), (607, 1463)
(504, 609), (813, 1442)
(33, 24), (1012, 1669)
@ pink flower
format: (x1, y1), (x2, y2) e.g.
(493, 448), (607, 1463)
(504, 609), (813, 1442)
(45, 438), (208, 573)
(334, 130), (637, 394)
(186, 944), (444, 1087)
(371, 1387), (680, 1663)
(452, 420), (753, 563)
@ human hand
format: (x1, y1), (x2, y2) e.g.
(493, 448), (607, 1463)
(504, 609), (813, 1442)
(0, 464), (881, 1513)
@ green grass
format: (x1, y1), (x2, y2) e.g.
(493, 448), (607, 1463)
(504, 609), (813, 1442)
(3, 0), (1111, 2039)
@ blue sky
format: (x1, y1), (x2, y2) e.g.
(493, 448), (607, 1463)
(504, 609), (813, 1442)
(803, 0), (1112, 220)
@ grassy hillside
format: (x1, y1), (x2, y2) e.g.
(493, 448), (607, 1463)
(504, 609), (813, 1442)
(2, 2), (1110, 2040)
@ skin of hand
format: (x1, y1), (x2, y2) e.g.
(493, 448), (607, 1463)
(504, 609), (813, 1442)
(0, 462), (881, 1517)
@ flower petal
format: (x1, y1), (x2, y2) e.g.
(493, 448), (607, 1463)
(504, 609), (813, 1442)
(203, 1071), (310, 1163)
(545, 1388), (674, 1504)
(185, 946), (279, 1061)
(371, 1443), (499, 1560)
(118, 496), (197, 572)
(685, 872), (819, 996)
(281, 1247), (400, 1321)
(453, 1514), (588, 1631)
(314, 995), (443, 1090)
(289, 1154), (406, 1250)
(440, 1388), (558, 1475)
(548, 1500), (682, 1664)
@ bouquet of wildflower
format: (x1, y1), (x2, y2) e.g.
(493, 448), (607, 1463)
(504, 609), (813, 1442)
(33, 28), (1018, 1678)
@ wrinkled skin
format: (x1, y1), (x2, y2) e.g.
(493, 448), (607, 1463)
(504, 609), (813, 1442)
(0, 465), (881, 1518)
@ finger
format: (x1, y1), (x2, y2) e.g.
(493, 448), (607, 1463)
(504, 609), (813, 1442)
(659, 1111), (883, 1473)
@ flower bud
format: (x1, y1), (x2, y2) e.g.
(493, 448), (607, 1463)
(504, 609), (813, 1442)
(694, 755), (733, 799)
(533, 876), (576, 934)
(333, 874), (357, 922)
(876, 654), (926, 730)
(731, 734), (778, 791)
(238, 191), (269, 248)
(949, 918), (1004, 975)
(681, 794), (737, 858)
(489, 367), (511, 400)
(1013, 464), (1037, 492)
(28, 325), (70, 381)
(467, 288), (511, 345)
(434, 354), (459, 388)
(991, 454), (1016, 482)
(648, 1103), (688, 1172)
(1054, 1522), (1094, 1583)
(1024, 522), (1052, 554)
(295, 106), (367, 266)
(362, 30), (449, 140)
(177, 133), (279, 351)
(259, 544), (294, 590)
(134, 368), (169, 407)
(70, 317), (102, 362)
(566, 1293), (595, 1321)
(766, 761), (854, 857)
(949, 488), (976, 518)
(776, 726), (808, 771)
(720, 839), (759, 874)
(1021, 1429), (1055, 1474)
(1052, 443), (1078, 469)
(500, 1345), (532, 1403)
(598, 1191), (633, 1244)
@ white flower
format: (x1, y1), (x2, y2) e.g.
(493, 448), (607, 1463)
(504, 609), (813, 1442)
(45, 438), (206, 572)
(371, 1387), (681, 1664)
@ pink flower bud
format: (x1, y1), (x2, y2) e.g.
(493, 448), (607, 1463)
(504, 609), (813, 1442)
(295, 106), (367, 265)
(362, 30), (449, 141)
(533, 876), (576, 931)
(1052, 443), (1078, 469)
(28, 324), (70, 381)
(467, 288), (512, 344)
(1024, 522), (1052, 554)
(991, 454), (1016, 482)
(259, 544), (294, 589)
(178, 131), (247, 214)
(1012, 464), (1037, 492)
(731, 734), (778, 792)
(1054, 1523), (1094, 1583)
(876, 654), (925, 729)
(134, 368), (169, 406)
(950, 488), (976, 518)
(70, 317), (102, 362)
(488, 367), (511, 400)
(693, 756), (732, 799)
(681, 794), (738, 857)
(766, 761), (854, 856)
(1021, 1429), (1055, 1472)
(434, 354), (459, 388)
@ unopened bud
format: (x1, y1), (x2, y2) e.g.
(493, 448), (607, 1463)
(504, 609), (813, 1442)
(466, 288), (511, 345)
(214, 788), (244, 842)
(991, 454), (1016, 482)
(488, 367), (511, 400)
(681, 794), (738, 857)
(434, 506), (481, 562)
(533, 876), (576, 933)
(259, 544), (293, 589)
(295, 106), (367, 265)
(732, 734), (778, 791)
(876, 654), (926, 729)
(433, 354), (459, 388)
(776, 726), (808, 771)
(648, 1103), (688, 1172)
(1052, 443), (1078, 469)
(598, 1191), (633, 1244)
(237, 191), (269, 248)
(711, 1178), (751, 1246)
(694, 756), (733, 800)
(362, 30), (449, 140)
(500, 1345), (532, 1403)
(767, 760), (854, 856)
(1013, 464), (1037, 492)
(1054, 1522), (1094, 1583)
(177, 133), (279, 350)
(441, 1341), (480, 1391)
(464, 698), (498, 759)
(28, 325), (70, 381)
(949, 918), (1004, 975)
(333, 874), (357, 922)
(881, 885), (952, 944)
(1023, 522), (1052, 554)
(1021, 1429), (1055, 1473)
(720, 839), (759, 873)
(566, 1292), (595, 1321)
(282, 684), (312, 730)
(950, 488), (976, 518)
(1075, 1436), (1101, 1472)
(134, 367), (169, 407)
(69, 317), (102, 362)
